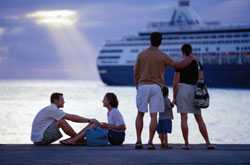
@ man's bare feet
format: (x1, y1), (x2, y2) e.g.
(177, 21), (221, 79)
(207, 144), (215, 150)
(60, 139), (76, 145)
(181, 144), (191, 150)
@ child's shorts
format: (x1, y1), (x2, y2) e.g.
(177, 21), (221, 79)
(157, 119), (172, 134)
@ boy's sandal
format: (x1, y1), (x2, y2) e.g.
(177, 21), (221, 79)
(160, 143), (166, 149)
(147, 143), (156, 150)
(165, 145), (173, 149)
(135, 142), (143, 149)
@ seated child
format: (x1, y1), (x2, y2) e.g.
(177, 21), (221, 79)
(157, 86), (174, 149)
(100, 92), (126, 145)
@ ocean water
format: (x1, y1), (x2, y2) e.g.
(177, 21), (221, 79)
(0, 80), (249, 144)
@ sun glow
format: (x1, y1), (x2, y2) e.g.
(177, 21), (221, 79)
(26, 9), (98, 80)
(26, 10), (78, 27)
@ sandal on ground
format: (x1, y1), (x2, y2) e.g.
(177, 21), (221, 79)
(207, 144), (215, 150)
(165, 145), (173, 149)
(147, 143), (156, 150)
(181, 145), (191, 150)
(60, 140), (78, 146)
(135, 142), (143, 149)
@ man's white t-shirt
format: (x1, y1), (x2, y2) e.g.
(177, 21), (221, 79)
(107, 108), (125, 132)
(31, 104), (66, 142)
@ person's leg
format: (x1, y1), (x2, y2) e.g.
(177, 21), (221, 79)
(148, 112), (157, 145)
(180, 113), (189, 146)
(147, 85), (164, 149)
(194, 114), (210, 144)
(159, 133), (165, 147)
(57, 119), (77, 137)
(135, 112), (144, 144)
(165, 133), (168, 147)
(60, 123), (96, 144)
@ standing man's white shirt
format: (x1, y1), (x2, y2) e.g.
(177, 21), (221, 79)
(31, 104), (65, 142)
(107, 108), (125, 132)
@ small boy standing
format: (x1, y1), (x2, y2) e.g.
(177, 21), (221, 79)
(157, 86), (174, 149)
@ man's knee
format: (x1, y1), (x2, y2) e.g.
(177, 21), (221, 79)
(57, 119), (68, 128)
(181, 113), (188, 121)
(150, 112), (157, 119)
(137, 112), (145, 118)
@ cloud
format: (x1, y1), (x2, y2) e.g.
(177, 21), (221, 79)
(0, 46), (8, 64)
(0, 27), (5, 35)
(196, 0), (250, 24)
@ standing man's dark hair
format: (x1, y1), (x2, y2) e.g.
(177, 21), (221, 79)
(50, 93), (63, 103)
(181, 44), (192, 56)
(150, 32), (162, 47)
(104, 92), (119, 108)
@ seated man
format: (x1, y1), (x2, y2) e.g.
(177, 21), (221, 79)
(31, 92), (97, 145)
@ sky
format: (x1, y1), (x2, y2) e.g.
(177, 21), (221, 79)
(0, 0), (249, 80)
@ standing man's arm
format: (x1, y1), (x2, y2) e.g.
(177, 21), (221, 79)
(172, 72), (180, 105)
(134, 55), (141, 89)
(163, 54), (194, 70)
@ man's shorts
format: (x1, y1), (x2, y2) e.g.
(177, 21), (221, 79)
(34, 122), (62, 145)
(136, 84), (164, 113)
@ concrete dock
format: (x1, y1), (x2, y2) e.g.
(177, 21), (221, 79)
(0, 144), (250, 165)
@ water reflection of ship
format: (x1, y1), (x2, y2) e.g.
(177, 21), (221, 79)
(97, 0), (250, 88)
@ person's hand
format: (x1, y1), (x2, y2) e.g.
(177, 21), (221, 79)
(170, 102), (175, 108)
(89, 119), (99, 124)
(100, 122), (110, 129)
(172, 99), (176, 105)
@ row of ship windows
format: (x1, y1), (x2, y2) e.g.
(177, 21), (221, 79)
(100, 46), (250, 54)
(99, 53), (250, 62)
(104, 40), (250, 47)
(128, 33), (249, 41)
(163, 47), (250, 52)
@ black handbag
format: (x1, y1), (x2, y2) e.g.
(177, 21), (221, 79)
(194, 62), (209, 109)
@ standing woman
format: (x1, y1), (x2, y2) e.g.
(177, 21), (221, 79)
(173, 44), (214, 150)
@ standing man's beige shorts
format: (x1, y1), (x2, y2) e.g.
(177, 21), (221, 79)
(136, 84), (164, 113)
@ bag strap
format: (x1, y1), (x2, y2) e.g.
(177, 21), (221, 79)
(196, 60), (204, 81)
(197, 61), (203, 71)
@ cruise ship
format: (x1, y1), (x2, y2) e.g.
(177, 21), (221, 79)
(97, 0), (250, 88)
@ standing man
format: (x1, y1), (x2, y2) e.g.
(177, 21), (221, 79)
(31, 92), (97, 145)
(134, 32), (194, 149)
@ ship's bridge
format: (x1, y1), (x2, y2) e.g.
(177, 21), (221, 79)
(147, 0), (205, 31)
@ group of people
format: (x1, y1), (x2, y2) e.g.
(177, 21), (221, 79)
(31, 92), (126, 146)
(31, 32), (215, 150)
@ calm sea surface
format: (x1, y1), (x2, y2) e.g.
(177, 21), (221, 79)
(0, 80), (249, 144)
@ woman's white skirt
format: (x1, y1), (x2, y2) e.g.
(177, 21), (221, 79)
(176, 83), (201, 114)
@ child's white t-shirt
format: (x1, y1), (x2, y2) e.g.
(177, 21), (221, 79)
(107, 108), (125, 127)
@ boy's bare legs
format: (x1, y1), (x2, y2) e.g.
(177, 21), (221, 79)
(165, 134), (172, 149)
(159, 133), (166, 148)
(57, 119), (77, 137)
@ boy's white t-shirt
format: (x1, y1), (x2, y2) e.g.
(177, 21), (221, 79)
(107, 108), (125, 131)
(31, 104), (66, 142)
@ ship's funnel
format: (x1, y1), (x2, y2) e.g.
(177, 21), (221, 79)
(169, 0), (204, 26)
(179, 0), (190, 7)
